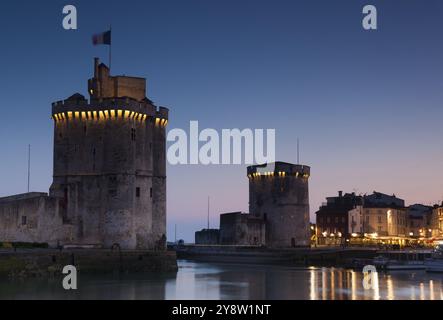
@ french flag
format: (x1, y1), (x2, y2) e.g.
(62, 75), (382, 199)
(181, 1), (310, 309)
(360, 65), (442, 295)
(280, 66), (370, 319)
(92, 30), (111, 45)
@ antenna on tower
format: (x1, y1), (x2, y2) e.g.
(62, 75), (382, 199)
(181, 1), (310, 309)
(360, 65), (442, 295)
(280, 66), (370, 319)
(27, 144), (31, 193)
(207, 196), (210, 230)
(109, 24), (112, 72)
(297, 138), (300, 164)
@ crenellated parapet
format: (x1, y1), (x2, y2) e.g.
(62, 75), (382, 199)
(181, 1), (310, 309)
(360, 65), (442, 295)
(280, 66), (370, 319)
(247, 162), (310, 179)
(51, 94), (168, 127)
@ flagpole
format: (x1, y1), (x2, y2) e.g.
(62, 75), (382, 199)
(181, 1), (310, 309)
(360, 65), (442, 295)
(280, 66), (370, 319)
(27, 144), (30, 193)
(109, 25), (112, 73)
(207, 196), (210, 230)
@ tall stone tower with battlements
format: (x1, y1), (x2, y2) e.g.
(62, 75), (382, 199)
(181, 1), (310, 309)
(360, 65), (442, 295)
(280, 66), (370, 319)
(247, 162), (310, 247)
(49, 58), (168, 250)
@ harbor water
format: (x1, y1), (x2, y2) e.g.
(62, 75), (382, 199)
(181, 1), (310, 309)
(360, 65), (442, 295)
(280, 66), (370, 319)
(0, 260), (442, 300)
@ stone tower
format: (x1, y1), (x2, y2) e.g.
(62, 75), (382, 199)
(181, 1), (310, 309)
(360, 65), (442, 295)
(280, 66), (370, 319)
(247, 162), (310, 247)
(49, 58), (168, 250)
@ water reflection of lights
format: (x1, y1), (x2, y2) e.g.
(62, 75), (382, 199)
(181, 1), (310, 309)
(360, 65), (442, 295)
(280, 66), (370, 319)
(330, 269), (335, 300)
(308, 267), (443, 300)
(372, 272), (380, 300)
(322, 268), (327, 300)
(387, 276), (394, 300)
(351, 271), (357, 300)
(420, 283), (425, 300)
(310, 269), (317, 300)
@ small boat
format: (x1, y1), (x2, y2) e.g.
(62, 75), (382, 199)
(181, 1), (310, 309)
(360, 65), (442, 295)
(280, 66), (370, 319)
(425, 245), (443, 273)
(373, 251), (431, 271)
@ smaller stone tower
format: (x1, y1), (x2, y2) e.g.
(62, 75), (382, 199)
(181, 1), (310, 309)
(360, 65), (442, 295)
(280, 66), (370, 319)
(247, 162), (310, 247)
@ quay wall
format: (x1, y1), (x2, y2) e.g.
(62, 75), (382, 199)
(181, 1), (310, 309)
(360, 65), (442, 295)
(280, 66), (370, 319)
(176, 245), (378, 266)
(0, 249), (177, 278)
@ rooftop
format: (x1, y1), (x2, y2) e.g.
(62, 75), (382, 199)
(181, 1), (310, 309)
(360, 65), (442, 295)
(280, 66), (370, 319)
(0, 192), (48, 203)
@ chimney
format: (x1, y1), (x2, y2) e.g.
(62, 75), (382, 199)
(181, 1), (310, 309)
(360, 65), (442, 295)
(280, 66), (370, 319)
(338, 191), (343, 198)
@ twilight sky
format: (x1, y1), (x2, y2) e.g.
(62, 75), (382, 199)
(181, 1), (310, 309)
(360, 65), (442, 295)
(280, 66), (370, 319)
(0, 0), (443, 242)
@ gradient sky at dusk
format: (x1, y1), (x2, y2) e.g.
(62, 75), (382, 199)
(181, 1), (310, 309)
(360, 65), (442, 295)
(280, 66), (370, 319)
(1, 0), (443, 242)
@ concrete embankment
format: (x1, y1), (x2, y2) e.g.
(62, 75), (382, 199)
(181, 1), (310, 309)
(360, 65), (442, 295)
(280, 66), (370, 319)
(176, 245), (378, 266)
(0, 249), (178, 278)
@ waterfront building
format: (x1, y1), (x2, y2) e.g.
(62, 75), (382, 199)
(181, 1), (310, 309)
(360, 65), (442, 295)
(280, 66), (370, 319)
(219, 212), (265, 245)
(348, 205), (364, 235)
(317, 191), (414, 246)
(315, 191), (362, 244)
(430, 204), (443, 238)
(406, 204), (433, 238)
(195, 229), (220, 245)
(362, 192), (407, 239)
(0, 58), (169, 250)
